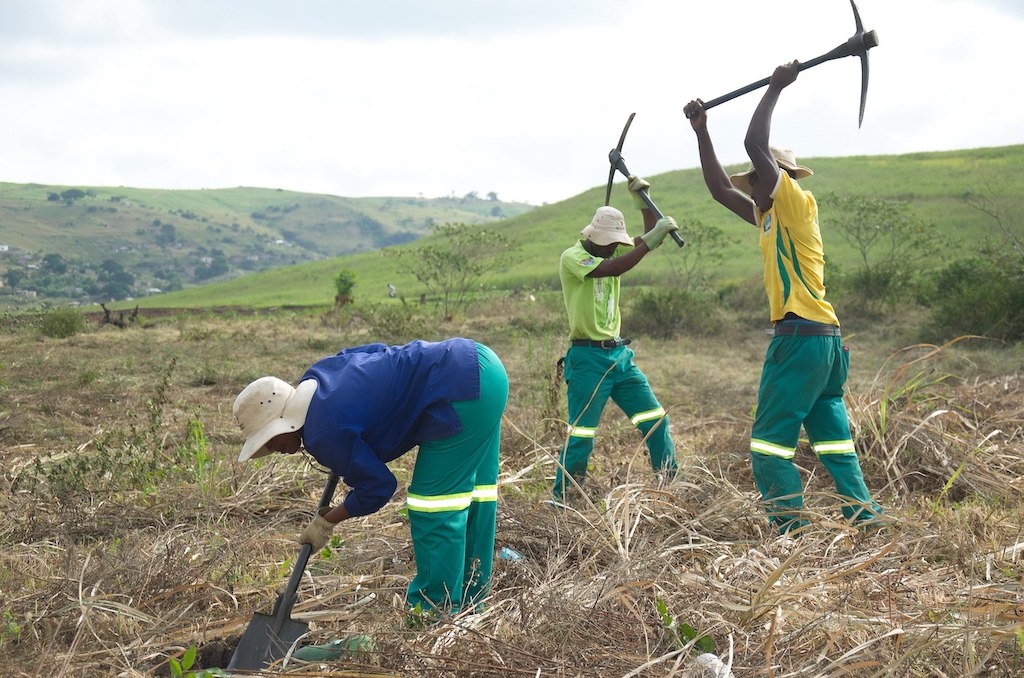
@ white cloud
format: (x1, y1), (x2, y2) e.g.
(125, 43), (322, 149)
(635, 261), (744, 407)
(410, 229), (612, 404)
(0, 0), (1021, 204)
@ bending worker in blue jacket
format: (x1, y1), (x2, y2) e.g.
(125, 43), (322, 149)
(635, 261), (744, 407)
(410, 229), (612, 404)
(232, 338), (508, 616)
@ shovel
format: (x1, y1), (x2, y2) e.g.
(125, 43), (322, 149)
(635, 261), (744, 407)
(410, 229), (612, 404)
(227, 473), (339, 671)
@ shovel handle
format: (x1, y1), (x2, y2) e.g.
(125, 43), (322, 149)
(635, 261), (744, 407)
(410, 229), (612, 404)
(273, 474), (340, 622)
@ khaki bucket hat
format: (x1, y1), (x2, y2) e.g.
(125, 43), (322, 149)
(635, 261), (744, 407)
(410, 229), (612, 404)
(580, 206), (634, 247)
(729, 146), (813, 195)
(233, 376), (317, 462)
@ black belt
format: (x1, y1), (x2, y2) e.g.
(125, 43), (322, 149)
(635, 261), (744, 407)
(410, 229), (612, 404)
(768, 322), (841, 337)
(571, 337), (632, 349)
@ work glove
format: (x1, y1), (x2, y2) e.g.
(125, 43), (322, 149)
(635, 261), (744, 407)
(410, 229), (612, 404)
(640, 216), (679, 251)
(298, 507), (338, 552)
(627, 175), (650, 210)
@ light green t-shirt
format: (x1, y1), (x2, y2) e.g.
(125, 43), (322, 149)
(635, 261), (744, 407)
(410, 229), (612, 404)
(559, 241), (621, 341)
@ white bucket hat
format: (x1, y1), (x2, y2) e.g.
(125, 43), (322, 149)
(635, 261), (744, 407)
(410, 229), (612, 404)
(729, 146), (813, 195)
(233, 376), (317, 462)
(580, 206), (634, 247)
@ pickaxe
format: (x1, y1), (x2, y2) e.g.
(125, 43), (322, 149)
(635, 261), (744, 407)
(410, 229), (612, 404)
(690, 0), (878, 127)
(605, 112), (685, 247)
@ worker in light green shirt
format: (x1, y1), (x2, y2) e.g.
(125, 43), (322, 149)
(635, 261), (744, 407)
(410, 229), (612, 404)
(554, 177), (680, 502)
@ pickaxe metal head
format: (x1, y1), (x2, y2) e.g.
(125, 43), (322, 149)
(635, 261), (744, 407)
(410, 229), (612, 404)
(605, 112), (635, 207)
(604, 113), (685, 247)
(847, 0), (878, 127)
(692, 0), (878, 127)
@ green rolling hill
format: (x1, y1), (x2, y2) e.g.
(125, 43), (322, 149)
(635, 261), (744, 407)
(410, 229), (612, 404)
(0, 184), (532, 308)
(4, 144), (1022, 311)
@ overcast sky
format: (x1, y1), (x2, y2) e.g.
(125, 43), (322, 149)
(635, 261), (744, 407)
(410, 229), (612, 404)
(1, 0), (1021, 205)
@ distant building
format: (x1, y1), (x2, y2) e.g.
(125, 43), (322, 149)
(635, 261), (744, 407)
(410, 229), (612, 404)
(0, 244), (9, 252)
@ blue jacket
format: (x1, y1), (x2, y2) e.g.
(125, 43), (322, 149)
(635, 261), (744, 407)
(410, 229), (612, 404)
(300, 338), (479, 516)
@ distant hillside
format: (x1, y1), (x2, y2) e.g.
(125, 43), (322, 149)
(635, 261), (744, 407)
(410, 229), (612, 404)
(100, 144), (1023, 311)
(0, 183), (533, 308)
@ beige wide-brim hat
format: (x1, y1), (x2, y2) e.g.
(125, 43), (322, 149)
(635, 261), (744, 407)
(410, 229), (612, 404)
(729, 146), (813, 195)
(233, 376), (317, 462)
(580, 205), (634, 247)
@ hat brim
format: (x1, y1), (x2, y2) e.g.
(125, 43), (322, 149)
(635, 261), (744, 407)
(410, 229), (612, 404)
(237, 379), (317, 462)
(581, 225), (634, 247)
(730, 163), (812, 195)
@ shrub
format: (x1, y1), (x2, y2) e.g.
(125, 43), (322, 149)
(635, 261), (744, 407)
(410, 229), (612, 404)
(918, 255), (1024, 342)
(361, 302), (432, 344)
(39, 308), (86, 339)
(718, 274), (767, 324)
(625, 289), (724, 339)
(334, 269), (357, 306)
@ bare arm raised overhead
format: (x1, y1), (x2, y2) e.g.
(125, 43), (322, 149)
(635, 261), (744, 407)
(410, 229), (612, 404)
(744, 60), (799, 208)
(684, 99), (755, 226)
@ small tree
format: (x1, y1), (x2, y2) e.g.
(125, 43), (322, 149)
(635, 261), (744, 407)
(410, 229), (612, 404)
(822, 193), (941, 316)
(382, 223), (517, 321)
(665, 218), (734, 292)
(41, 253), (68, 275)
(334, 269), (356, 307)
(97, 258), (134, 300)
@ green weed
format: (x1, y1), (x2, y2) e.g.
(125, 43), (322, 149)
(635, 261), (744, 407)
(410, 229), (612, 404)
(655, 597), (715, 654)
(168, 644), (196, 677)
(0, 611), (21, 646)
(168, 643), (226, 677)
(180, 414), (219, 500)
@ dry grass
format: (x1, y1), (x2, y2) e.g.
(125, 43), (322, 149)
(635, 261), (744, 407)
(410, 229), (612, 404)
(1, 297), (1023, 676)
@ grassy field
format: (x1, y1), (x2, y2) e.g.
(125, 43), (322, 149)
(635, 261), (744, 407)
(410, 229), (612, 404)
(97, 144), (1024, 313)
(2, 293), (1023, 676)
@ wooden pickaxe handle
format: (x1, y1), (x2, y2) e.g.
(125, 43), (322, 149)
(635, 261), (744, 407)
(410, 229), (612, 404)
(608, 148), (685, 247)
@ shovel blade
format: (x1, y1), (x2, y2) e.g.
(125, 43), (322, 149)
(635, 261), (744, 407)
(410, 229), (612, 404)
(227, 612), (310, 670)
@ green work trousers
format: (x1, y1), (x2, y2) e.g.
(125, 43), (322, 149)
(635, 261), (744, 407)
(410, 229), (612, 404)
(554, 345), (676, 500)
(406, 343), (508, 614)
(751, 332), (882, 533)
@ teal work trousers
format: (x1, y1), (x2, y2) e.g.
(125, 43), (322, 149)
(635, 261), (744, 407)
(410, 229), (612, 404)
(406, 343), (508, 614)
(554, 345), (676, 500)
(751, 332), (882, 533)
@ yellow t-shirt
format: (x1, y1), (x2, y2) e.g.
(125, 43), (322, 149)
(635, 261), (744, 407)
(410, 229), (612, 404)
(755, 172), (838, 325)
